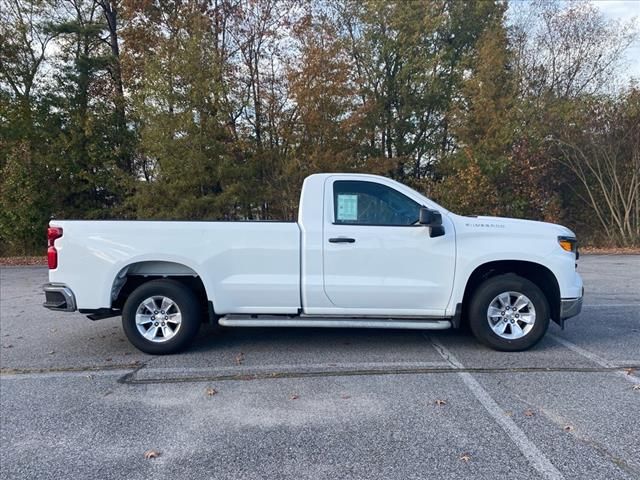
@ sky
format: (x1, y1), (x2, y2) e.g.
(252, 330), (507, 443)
(590, 0), (640, 80)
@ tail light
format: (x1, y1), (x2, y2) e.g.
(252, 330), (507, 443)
(47, 226), (63, 269)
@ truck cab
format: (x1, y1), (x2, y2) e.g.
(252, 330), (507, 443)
(299, 174), (456, 317)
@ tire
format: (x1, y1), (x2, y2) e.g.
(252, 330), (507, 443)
(468, 274), (550, 351)
(122, 279), (202, 354)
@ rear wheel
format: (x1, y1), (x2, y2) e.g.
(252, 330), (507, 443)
(468, 274), (549, 351)
(122, 279), (201, 354)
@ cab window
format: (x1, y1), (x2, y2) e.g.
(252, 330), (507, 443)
(333, 180), (421, 226)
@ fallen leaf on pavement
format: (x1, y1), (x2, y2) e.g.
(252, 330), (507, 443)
(564, 425), (574, 432)
(524, 409), (535, 417)
(235, 352), (245, 365)
(290, 394), (299, 400)
(505, 411), (514, 417)
(459, 453), (472, 462)
(435, 399), (447, 406)
(623, 368), (636, 376)
(205, 387), (217, 396)
(143, 449), (160, 459)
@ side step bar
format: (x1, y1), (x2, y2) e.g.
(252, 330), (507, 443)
(218, 316), (452, 330)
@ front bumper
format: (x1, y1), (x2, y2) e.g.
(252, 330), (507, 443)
(560, 291), (583, 320)
(43, 283), (77, 312)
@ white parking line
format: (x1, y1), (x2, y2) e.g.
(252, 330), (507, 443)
(548, 334), (640, 384)
(427, 335), (565, 480)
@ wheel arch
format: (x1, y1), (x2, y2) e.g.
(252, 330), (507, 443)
(110, 260), (214, 321)
(461, 260), (561, 326)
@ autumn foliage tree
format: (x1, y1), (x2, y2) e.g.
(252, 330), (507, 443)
(0, 0), (638, 254)
(553, 90), (640, 245)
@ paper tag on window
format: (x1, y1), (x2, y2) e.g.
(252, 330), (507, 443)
(337, 194), (358, 221)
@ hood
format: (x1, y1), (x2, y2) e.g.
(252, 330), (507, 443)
(452, 214), (576, 238)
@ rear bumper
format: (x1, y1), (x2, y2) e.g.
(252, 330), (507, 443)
(560, 291), (583, 320)
(43, 283), (77, 312)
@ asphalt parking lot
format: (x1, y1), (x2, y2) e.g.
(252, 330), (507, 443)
(1, 255), (639, 480)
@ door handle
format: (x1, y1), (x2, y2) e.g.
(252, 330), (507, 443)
(329, 237), (356, 243)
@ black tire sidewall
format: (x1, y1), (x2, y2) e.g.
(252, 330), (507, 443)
(122, 279), (201, 354)
(469, 274), (550, 351)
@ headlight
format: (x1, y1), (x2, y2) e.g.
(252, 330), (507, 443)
(558, 236), (578, 257)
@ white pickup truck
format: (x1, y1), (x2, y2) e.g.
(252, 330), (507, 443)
(43, 173), (583, 354)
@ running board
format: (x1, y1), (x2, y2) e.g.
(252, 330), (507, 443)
(218, 316), (452, 330)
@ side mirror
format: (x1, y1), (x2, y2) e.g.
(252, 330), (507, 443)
(419, 207), (441, 226)
(419, 207), (445, 238)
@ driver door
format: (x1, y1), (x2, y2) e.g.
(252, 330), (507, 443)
(322, 177), (455, 315)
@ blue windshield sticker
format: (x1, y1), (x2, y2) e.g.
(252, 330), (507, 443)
(337, 194), (358, 221)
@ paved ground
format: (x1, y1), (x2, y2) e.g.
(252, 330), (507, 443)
(1, 255), (639, 480)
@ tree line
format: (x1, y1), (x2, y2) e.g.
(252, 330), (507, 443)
(1, 0), (639, 255)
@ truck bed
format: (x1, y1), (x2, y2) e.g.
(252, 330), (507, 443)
(49, 220), (301, 313)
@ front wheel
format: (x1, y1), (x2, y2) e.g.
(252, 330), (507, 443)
(468, 274), (550, 351)
(122, 279), (202, 354)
